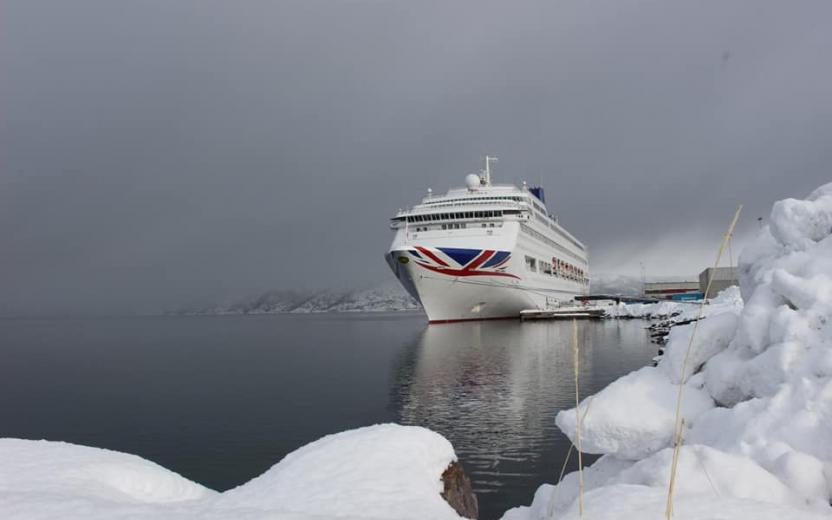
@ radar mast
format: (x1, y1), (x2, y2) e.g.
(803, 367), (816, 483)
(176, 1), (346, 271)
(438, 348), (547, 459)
(484, 155), (498, 186)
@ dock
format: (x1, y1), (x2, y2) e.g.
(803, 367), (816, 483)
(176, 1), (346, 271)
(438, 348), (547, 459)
(519, 307), (606, 321)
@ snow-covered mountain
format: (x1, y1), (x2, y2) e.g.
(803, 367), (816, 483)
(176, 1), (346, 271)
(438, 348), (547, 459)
(169, 282), (421, 315)
(589, 273), (644, 296)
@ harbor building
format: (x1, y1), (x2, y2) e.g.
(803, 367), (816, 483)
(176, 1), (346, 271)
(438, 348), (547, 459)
(642, 281), (703, 300)
(699, 267), (739, 295)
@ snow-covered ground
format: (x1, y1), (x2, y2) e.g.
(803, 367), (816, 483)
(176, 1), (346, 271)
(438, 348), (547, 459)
(0, 425), (466, 520)
(607, 285), (743, 322)
(503, 182), (832, 519)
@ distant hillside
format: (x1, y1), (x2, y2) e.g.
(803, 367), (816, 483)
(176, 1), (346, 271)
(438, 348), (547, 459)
(589, 273), (644, 296)
(168, 282), (421, 316)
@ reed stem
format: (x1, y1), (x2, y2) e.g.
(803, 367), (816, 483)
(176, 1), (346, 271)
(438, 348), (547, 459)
(665, 205), (742, 519)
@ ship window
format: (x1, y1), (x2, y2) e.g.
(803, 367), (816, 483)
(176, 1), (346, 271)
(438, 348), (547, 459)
(441, 224), (447, 230)
(489, 223), (494, 227)
(525, 256), (537, 272)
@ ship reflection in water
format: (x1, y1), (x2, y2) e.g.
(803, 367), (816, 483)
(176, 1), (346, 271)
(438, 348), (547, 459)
(391, 319), (655, 520)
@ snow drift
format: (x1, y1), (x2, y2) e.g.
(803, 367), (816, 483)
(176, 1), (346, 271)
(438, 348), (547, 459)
(0, 425), (466, 520)
(505, 182), (832, 519)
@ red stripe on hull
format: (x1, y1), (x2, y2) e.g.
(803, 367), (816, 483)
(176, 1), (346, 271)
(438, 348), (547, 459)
(415, 261), (521, 279)
(415, 246), (449, 267)
(465, 249), (495, 270)
(428, 315), (520, 325)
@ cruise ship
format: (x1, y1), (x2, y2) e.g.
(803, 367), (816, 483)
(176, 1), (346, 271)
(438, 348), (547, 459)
(386, 157), (589, 323)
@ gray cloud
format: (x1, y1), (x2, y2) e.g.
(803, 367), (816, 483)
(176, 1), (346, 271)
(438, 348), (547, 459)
(2, 0), (831, 315)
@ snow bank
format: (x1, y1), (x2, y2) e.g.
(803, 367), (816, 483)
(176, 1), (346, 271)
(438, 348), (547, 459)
(506, 182), (832, 520)
(555, 367), (713, 459)
(0, 439), (213, 504)
(0, 425), (465, 520)
(217, 424), (462, 519)
(608, 285), (743, 322)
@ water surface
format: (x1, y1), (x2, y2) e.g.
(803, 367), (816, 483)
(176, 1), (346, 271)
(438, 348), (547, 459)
(0, 313), (654, 519)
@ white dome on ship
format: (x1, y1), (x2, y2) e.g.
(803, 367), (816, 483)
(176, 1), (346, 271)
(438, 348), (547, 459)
(465, 173), (482, 190)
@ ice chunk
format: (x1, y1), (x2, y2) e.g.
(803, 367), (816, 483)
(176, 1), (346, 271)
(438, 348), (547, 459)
(659, 311), (740, 383)
(555, 366), (713, 460)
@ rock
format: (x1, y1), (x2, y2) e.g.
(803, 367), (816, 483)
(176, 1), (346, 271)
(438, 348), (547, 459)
(441, 461), (478, 519)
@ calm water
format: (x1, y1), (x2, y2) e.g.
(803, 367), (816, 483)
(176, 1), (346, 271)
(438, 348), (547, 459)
(0, 313), (654, 519)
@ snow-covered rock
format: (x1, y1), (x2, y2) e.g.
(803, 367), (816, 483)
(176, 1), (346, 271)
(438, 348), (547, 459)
(0, 425), (467, 520)
(506, 182), (832, 519)
(216, 424), (463, 519)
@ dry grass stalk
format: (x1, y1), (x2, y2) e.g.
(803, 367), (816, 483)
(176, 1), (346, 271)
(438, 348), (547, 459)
(665, 205), (742, 519)
(548, 396), (594, 519)
(572, 319), (584, 518)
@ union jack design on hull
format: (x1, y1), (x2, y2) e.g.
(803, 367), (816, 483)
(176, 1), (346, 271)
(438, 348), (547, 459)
(409, 246), (519, 279)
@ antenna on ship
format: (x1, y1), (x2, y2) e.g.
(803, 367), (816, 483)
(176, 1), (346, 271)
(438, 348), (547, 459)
(484, 155), (498, 186)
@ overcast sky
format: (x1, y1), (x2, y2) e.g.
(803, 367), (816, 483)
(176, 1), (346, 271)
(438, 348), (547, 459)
(2, 0), (831, 315)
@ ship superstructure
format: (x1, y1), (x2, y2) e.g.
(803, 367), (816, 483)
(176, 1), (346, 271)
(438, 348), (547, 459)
(386, 157), (589, 323)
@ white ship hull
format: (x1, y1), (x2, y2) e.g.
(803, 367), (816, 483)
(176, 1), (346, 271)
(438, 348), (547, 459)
(387, 222), (587, 323)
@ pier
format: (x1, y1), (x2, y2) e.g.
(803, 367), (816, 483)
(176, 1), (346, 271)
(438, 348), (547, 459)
(519, 307), (606, 320)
